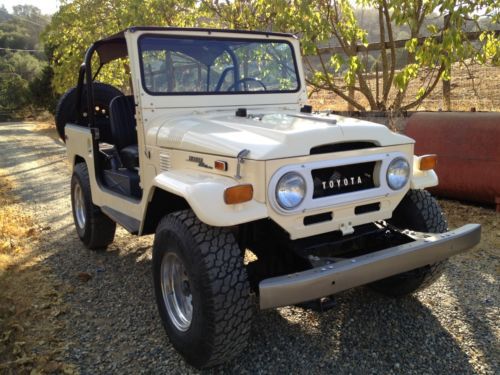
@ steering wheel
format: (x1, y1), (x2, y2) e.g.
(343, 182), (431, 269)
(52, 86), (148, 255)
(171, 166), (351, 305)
(227, 77), (268, 92)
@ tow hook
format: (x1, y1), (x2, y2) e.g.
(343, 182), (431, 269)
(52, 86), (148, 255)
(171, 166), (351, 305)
(298, 296), (336, 312)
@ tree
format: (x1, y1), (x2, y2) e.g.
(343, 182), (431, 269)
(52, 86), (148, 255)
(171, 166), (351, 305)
(9, 5), (49, 50)
(199, 0), (499, 111)
(0, 5), (11, 22)
(29, 65), (57, 113)
(43, 0), (198, 93)
(6, 52), (43, 81)
(0, 5), (51, 118)
(0, 74), (30, 113)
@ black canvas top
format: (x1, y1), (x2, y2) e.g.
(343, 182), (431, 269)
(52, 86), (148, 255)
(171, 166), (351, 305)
(92, 27), (296, 64)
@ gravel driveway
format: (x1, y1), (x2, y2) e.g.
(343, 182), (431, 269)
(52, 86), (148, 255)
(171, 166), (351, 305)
(0, 121), (498, 374)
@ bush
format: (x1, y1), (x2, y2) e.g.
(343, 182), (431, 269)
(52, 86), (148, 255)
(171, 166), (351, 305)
(29, 66), (57, 114)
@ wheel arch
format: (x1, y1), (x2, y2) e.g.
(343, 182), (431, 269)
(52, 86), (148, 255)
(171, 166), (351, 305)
(148, 170), (268, 231)
(74, 154), (85, 166)
(141, 187), (190, 235)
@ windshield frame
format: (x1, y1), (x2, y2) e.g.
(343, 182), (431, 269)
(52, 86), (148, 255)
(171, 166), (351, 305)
(137, 34), (301, 96)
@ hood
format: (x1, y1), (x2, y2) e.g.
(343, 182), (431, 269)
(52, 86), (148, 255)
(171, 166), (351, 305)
(147, 111), (414, 160)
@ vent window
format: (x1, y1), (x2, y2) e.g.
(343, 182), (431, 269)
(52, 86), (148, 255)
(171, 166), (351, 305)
(310, 142), (377, 155)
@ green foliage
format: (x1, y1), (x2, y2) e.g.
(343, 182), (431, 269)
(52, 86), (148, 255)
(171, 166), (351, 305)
(0, 74), (30, 115)
(29, 65), (57, 113)
(43, 0), (198, 93)
(0, 5), (49, 51)
(0, 6), (51, 119)
(360, 0), (499, 109)
(0, 5), (9, 22)
(4, 52), (43, 81)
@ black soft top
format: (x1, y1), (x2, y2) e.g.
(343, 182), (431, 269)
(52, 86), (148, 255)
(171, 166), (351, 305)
(93, 26), (297, 65)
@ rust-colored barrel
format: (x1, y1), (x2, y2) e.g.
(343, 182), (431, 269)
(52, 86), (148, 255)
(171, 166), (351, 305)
(405, 112), (500, 211)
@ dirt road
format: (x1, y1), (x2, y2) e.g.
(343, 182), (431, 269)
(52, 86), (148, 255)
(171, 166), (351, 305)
(0, 122), (498, 374)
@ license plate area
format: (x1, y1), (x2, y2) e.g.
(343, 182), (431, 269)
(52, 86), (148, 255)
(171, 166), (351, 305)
(312, 161), (376, 199)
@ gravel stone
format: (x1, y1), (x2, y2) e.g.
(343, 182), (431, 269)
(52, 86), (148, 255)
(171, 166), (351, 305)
(0, 122), (498, 374)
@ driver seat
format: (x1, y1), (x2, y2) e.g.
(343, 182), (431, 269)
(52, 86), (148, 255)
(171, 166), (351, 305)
(109, 95), (138, 170)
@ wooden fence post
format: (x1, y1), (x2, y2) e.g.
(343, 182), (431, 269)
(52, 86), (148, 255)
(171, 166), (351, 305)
(443, 78), (451, 111)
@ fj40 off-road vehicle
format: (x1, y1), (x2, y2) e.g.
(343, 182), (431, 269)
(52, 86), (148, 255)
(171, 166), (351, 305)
(57, 27), (481, 368)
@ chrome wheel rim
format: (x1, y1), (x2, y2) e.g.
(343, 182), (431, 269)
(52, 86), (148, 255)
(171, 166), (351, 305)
(73, 183), (86, 229)
(161, 252), (193, 332)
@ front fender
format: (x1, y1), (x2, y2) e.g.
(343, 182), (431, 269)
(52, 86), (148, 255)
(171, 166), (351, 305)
(410, 155), (439, 190)
(153, 169), (268, 227)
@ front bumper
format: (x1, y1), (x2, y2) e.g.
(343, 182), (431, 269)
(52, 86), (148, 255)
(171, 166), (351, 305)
(259, 224), (481, 309)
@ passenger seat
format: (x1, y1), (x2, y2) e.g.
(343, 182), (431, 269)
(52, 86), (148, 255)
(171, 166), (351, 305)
(109, 95), (138, 170)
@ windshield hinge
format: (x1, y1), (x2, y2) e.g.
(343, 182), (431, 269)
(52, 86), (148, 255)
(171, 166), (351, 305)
(235, 149), (250, 180)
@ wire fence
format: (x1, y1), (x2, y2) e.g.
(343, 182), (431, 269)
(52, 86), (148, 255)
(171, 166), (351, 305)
(307, 62), (500, 112)
(306, 31), (500, 113)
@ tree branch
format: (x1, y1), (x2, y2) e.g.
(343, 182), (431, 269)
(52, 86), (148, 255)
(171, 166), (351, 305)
(378, 4), (389, 104)
(400, 64), (446, 110)
(382, 0), (396, 104)
(306, 79), (366, 110)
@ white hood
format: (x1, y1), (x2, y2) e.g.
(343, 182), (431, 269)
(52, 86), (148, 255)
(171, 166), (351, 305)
(147, 111), (414, 160)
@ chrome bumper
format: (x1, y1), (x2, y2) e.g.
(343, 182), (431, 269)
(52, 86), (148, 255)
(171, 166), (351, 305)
(259, 224), (481, 309)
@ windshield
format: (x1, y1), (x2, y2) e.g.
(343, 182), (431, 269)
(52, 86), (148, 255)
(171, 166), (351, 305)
(138, 36), (300, 95)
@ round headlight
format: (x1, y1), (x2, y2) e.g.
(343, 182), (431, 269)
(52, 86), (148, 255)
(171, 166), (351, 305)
(276, 172), (306, 210)
(386, 157), (410, 190)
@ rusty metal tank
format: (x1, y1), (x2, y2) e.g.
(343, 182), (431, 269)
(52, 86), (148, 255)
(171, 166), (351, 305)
(405, 112), (500, 211)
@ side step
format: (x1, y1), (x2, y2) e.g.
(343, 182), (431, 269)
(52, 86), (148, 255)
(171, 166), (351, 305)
(101, 206), (140, 234)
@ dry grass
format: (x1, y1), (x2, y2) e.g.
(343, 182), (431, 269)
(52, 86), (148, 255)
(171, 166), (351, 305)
(33, 122), (59, 142)
(0, 178), (34, 260)
(439, 199), (500, 258)
(0, 173), (76, 374)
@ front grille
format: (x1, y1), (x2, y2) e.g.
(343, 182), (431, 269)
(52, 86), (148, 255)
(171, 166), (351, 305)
(312, 161), (376, 198)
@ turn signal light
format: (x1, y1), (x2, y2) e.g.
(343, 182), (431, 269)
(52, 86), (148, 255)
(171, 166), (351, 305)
(419, 154), (438, 170)
(214, 160), (228, 171)
(224, 184), (253, 204)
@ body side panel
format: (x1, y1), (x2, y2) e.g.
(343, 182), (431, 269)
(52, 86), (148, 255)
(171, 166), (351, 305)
(65, 125), (145, 221)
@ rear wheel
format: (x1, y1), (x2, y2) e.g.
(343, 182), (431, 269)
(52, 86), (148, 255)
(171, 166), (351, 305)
(369, 189), (448, 297)
(152, 210), (254, 369)
(71, 163), (116, 250)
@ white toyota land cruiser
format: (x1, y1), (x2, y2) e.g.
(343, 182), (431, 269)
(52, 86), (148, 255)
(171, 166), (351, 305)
(56, 27), (481, 368)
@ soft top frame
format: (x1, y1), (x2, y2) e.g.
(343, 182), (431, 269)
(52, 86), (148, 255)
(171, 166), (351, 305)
(93, 27), (297, 65)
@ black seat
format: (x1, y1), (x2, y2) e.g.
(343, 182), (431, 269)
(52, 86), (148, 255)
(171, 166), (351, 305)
(109, 95), (138, 170)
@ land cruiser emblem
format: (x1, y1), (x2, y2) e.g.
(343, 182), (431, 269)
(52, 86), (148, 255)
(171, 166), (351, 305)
(187, 156), (213, 169)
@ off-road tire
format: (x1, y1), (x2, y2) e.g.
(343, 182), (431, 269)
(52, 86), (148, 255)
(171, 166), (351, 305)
(55, 82), (122, 141)
(152, 210), (254, 369)
(71, 163), (116, 250)
(369, 189), (448, 297)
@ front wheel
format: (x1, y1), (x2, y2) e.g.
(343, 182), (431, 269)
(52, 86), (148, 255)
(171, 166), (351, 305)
(152, 210), (254, 369)
(369, 189), (448, 297)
